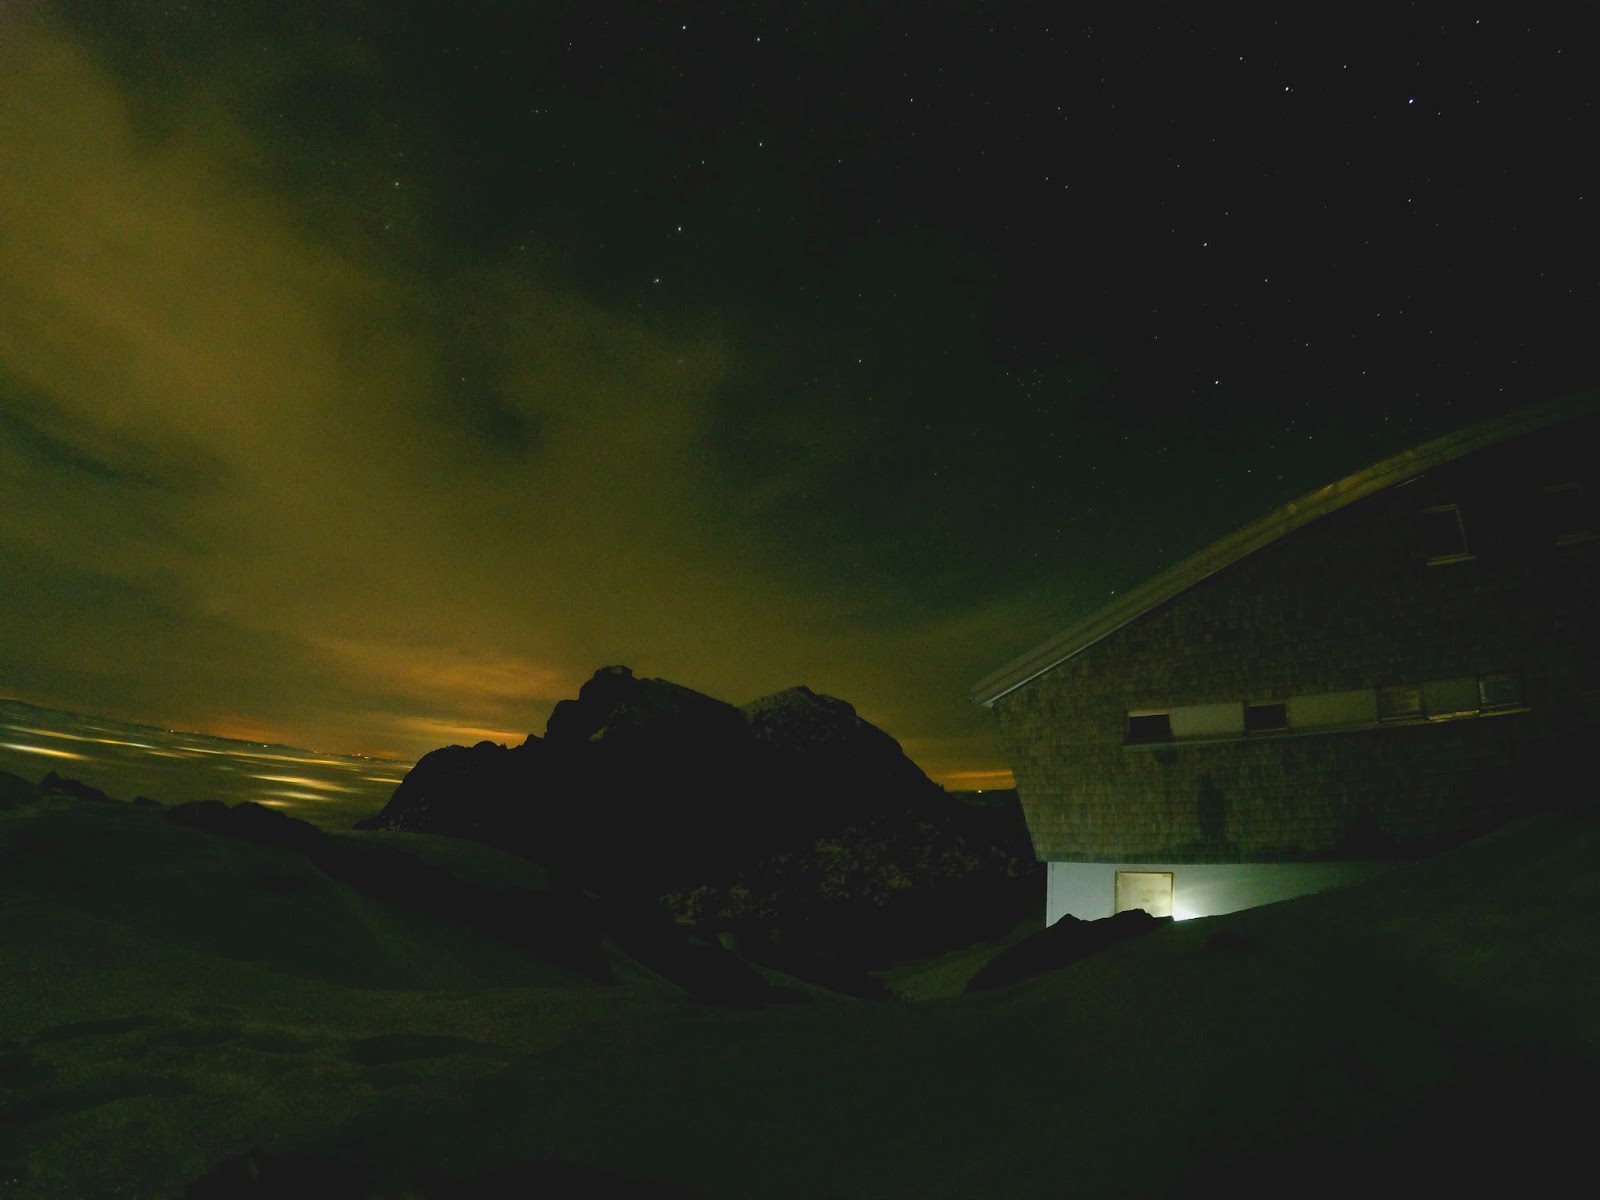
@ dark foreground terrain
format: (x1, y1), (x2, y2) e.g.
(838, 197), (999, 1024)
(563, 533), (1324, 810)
(2, 769), (1597, 1197)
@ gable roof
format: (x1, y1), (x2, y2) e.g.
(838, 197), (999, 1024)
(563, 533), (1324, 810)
(971, 391), (1599, 708)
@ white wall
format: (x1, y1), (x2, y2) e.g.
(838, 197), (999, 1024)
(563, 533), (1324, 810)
(1045, 860), (1394, 926)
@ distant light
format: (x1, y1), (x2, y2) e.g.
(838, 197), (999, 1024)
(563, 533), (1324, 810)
(6, 725), (89, 742)
(0, 742), (89, 760)
(189, 747), (347, 766)
(250, 774), (355, 793)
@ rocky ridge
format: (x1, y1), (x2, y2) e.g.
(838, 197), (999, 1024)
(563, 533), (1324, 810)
(357, 667), (1039, 971)
(357, 666), (951, 885)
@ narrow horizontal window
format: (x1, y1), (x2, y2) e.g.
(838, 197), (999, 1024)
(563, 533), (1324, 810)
(1287, 689), (1378, 727)
(1169, 702), (1245, 738)
(1421, 504), (1473, 565)
(1478, 674), (1522, 709)
(1377, 683), (1423, 721)
(1423, 676), (1480, 719)
(1126, 712), (1173, 743)
(1244, 701), (1288, 732)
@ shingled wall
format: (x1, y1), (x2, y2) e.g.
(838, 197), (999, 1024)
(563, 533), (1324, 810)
(993, 412), (1598, 863)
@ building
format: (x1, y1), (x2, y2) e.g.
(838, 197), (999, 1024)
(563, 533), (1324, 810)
(973, 393), (1598, 926)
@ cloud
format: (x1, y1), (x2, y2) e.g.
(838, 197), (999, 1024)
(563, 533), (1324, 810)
(0, 12), (1025, 784)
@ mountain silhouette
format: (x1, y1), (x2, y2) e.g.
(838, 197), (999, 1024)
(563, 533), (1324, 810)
(358, 666), (949, 893)
(356, 667), (1038, 975)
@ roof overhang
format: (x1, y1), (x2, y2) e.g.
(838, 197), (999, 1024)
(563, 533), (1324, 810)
(971, 390), (1599, 708)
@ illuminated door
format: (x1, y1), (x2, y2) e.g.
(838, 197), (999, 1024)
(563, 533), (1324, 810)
(1114, 871), (1174, 917)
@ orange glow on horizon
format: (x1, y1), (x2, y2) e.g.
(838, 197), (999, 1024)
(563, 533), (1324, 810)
(933, 767), (1016, 791)
(391, 717), (531, 748)
(197, 715), (297, 746)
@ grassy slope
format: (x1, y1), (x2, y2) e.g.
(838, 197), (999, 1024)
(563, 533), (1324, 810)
(872, 911), (1042, 1001)
(0, 783), (673, 1197)
(3, 774), (1596, 1197)
(345, 804), (1599, 1198)
(321, 805), (1600, 1198)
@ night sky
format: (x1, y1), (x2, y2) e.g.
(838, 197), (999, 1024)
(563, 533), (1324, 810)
(2, 1), (1594, 787)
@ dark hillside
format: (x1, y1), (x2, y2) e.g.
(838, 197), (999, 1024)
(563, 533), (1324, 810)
(3, 771), (1596, 1197)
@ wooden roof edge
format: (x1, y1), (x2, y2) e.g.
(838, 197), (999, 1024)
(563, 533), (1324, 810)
(971, 390), (1600, 708)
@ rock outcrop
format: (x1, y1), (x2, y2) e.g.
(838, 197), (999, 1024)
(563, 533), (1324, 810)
(357, 666), (952, 896)
(740, 684), (945, 833)
(356, 666), (1042, 973)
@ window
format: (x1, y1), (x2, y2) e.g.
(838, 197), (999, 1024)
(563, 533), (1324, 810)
(1287, 689), (1379, 727)
(1169, 702), (1245, 738)
(1543, 483), (1595, 546)
(1126, 712), (1173, 742)
(1478, 674), (1522, 709)
(1377, 683), (1423, 721)
(1421, 504), (1473, 564)
(1125, 678), (1522, 746)
(1128, 704), (1245, 742)
(1244, 701), (1288, 732)
(1423, 677), (1480, 719)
